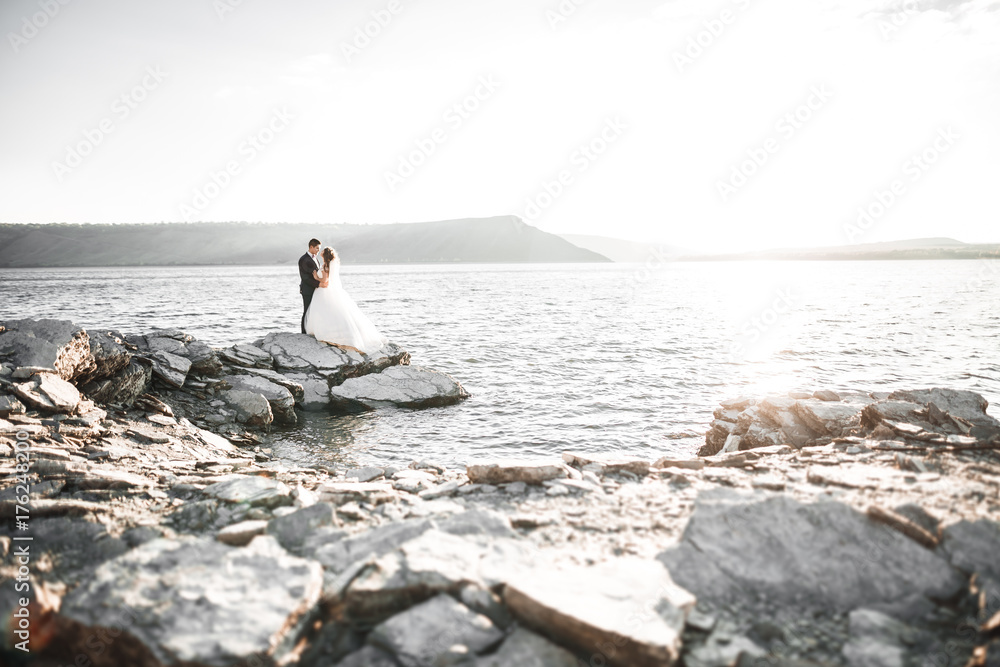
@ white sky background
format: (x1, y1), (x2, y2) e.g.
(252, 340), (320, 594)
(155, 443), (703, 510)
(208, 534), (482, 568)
(0, 0), (997, 253)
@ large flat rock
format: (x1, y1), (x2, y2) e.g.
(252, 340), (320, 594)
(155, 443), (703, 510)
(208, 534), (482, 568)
(58, 536), (323, 667)
(467, 462), (567, 485)
(657, 489), (966, 613)
(0, 318), (92, 381)
(14, 373), (81, 414)
(204, 475), (292, 509)
(504, 558), (694, 667)
(329, 365), (469, 411)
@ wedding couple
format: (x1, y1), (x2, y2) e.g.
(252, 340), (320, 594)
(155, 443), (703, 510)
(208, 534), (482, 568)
(298, 239), (387, 355)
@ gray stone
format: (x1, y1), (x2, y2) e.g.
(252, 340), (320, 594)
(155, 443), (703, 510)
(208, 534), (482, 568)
(658, 489), (966, 613)
(466, 462), (567, 485)
(259, 332), (358, 370)
(314, 518), (434, 574)
(267, 503), (340, 553)
(14, 373), (81, 414)
(814, 389), (841, 401)
(420, 479), (463, 499)
(460, 585), (513, 630)
(223, 374), (296, 425)
(792, 399), (860, 436)
(334, 645), (401, 667)
(59, 536), (323, 667)
(221, 389), (273, 427)
(0, 318), (92, 381)
(941, 518), (1000, 580)
(204, 475), (292, 509)
(77, 329), (132, 385)
(0, 393), (26, 417)
(504, 558), (694, 667)
(436, 509), (516, 539)
(368, 594), (503, 667)
(475, 627), (577, 667)
(298, 622), (363, 667)
(81, 357), (152, 406)
(684, 624), (766, 667)
(289, 372), (333, 411)
(889, 388), (999, 426)
(216, 519), (269, 546)
(149, 349), (192, 388)
(330, 365), (470, 411)
(841, 609), (915, 667)
(347, 466), (385, 483)
(220, 343), (272, 368)
(860, 400), (926, 429)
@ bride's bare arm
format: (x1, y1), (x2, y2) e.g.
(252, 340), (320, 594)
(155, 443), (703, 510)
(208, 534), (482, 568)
(313, 269), (329, 288)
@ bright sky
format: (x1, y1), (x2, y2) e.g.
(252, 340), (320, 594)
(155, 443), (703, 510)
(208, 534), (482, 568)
(0, 0), (997, 252)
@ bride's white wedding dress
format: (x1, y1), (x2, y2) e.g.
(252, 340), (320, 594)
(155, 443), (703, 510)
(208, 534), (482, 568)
(304, 257), (388, 355)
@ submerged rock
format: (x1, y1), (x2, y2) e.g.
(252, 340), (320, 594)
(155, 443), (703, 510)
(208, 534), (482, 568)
(58, 536), (323, 667)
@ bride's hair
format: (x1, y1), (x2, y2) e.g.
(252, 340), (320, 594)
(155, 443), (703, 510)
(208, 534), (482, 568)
(322, 247), (336, 272)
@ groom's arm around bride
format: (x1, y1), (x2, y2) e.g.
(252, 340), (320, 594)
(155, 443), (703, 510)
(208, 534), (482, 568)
(298, 238), (322, 334)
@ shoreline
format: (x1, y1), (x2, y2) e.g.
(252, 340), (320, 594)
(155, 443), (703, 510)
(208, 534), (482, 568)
(1, 318), (999, 666)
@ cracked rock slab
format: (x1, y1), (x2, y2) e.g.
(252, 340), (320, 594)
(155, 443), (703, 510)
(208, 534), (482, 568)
(657, 489), (966, 613)
(58, 536), (323, 667)
(504, 558), (694, 667)
(14, 373), (81, 414)
(329, 365), (470, 411)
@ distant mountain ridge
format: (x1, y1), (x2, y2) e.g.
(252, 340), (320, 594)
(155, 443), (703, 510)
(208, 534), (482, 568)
(688, 237), (1000, 262)
(0, 217), (611, 267)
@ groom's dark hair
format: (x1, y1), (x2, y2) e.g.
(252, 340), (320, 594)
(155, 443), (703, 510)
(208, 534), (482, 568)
(309, 239), (321, 248)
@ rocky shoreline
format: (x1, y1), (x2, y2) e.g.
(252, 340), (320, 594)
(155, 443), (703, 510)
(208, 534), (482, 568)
(1, 318), (999, 667)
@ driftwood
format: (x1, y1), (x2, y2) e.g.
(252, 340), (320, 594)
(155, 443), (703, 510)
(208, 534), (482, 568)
(866, 505), (940, 549)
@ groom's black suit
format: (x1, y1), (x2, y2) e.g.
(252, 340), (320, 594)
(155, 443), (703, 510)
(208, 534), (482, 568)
(298, 252), (321, 334)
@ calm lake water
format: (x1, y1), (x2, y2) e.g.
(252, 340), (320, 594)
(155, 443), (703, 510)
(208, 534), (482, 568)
(2, 260), (998, 468)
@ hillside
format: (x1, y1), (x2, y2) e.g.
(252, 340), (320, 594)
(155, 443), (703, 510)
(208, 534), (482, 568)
(687, 237), (1000, 262)
(0, 217), (610, 267)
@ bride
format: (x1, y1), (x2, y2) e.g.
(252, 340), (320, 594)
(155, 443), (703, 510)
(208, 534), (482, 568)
(304, 247), (388, 355)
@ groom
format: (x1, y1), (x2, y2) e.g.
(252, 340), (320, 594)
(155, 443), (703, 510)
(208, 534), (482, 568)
(298, 238), (322, 334)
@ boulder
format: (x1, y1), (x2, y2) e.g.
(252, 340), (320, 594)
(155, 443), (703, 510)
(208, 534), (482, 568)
(367, 594), (504, 667)
(791, 399), (860, 436)
(77, 329), (132, 385)
(288, 373), (333, 411)
(239, 367), (304, 401)
(267, 503), (340, 554)
(223, 374), (296, 425)
(504, 558), (694, 667)
(334, 646), (399, 667)
(329, 365), (469, 412)
(149, 350), (191, 388)
(221, 389), (273, 427)
(466, 462), (567, 485)
(841, 609), (918, 667)
(941, 519), (1000, 580)
(13, 373), (81, 414)
(860, 400), (927, 430)
(475, 627), (579, 667)
(657, 489), (966, 613)
(888, 388), (999, 426)
(183, 340), (223, 376)
(339, 530), (487, 625)
(58, 536), (323, 667)
(0, 318), (92, 381)
(80, 357), (152, 406)
(204, 475), (292, 509)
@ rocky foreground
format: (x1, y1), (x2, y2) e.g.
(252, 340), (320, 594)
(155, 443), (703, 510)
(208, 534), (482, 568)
(1, 319), (999, 667)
